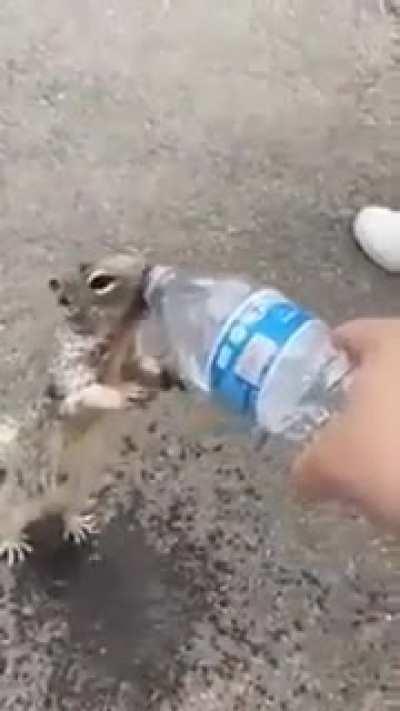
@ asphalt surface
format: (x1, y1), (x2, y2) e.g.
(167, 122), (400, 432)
(0, 1), (399, 709)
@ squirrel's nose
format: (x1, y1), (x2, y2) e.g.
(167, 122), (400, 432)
(58, 293), (70, 307)
(49, 277), (60, 292)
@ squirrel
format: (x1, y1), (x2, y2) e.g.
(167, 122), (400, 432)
(0, 251), (182, 565)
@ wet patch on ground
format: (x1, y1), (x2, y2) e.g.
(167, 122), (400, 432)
(6, 510), (207, 709)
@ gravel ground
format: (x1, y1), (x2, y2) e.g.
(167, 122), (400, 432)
(0, 1), (399, 709)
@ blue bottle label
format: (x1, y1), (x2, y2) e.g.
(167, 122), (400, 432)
(207, 290), (314, 423)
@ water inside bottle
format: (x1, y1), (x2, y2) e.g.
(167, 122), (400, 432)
(281, 352), (352, 442)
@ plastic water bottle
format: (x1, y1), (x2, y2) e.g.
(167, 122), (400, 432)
(144, 266), (352, 443)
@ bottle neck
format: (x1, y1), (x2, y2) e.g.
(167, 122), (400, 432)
(144, 266), (175, 306)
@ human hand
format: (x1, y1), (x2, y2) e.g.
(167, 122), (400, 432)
(293, 319), (400, 530)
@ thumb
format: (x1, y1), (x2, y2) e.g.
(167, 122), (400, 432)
(333, 318), (399, 362)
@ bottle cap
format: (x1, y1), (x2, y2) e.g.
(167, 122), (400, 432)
(144, 265), (174, 304)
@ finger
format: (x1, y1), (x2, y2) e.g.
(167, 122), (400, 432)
(332, 318), (398, 361)
(291, 418), (361, 506)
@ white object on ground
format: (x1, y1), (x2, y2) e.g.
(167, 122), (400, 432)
(0, 418), (18, 447)
(353, 206), (400, 272)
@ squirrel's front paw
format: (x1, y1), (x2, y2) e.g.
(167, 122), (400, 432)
(121, 383), (154, 408)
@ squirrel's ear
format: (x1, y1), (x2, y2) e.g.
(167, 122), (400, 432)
(49, 278), (60, 292)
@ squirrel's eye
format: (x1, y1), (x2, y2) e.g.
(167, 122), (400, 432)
(87, 272), (117, 293)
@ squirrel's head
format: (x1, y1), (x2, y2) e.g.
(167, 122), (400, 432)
(49, 251), (151, 334)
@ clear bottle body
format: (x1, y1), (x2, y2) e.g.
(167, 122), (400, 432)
(145, 267), (351, 442)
